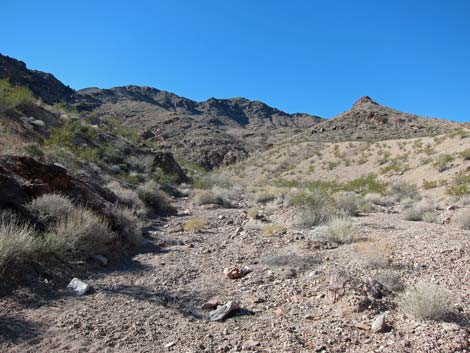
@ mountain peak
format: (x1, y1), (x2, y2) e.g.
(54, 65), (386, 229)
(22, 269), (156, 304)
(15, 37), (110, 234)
(352, 96), (377, 108)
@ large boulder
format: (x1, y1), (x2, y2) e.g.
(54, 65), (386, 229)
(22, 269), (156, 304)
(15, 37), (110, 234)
(0, 156), (117, 219)
(152, 151), (188, 183)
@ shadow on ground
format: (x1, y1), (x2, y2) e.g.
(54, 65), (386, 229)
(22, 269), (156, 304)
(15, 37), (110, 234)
(0, 316), (41, 344)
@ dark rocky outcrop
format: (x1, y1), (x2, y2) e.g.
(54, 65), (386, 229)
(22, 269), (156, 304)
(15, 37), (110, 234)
(153, 152), (188, 183)
(0, 54), (75, 104)
(0, 156), (117, 219)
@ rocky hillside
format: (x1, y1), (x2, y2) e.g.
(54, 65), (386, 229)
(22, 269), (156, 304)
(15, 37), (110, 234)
(0, 54), (74, 104)
(308, 96), (465, 141)
(74, 86), (323, 169)
(0, 54), (324, 169)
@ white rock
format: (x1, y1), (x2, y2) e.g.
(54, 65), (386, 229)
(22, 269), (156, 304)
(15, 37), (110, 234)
(371, 313), (387, 333)
(67, 278), (91, 296)
(30, 119), (46, 128)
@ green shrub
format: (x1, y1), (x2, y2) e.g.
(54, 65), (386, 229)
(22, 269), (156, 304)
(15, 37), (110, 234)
(459, 149), (470, 161)
(193, 173), (232, 189)
(0, 79), (35, 112)
(433, 154), (454, 172)
(341, 174), (388, 195)
(422, 179), (439, 190)
(446, 171), (470, 197)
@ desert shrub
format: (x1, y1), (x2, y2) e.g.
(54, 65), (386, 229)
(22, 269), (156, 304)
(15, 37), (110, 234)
(341, 174), (388, 195)
(262, 224), (286, 236)
(354, 240), (391, 267)
(27, 193), (75, 226)
(23, 143), (45, 160)
(107, 181), (145, 210)
(374, 271), (404, 292)
(403, 201), (434, 221)
(255, 190), (276, 204)
(0, 214), (39, 270)
(194, 173), (232, 189)
(453, 209), (470, 230)
(247, 208), (259, 219)
(290, 187), (334, 228)
(193, 187), (234, 208)
(422, 179), (439, 190)
(334, 193), (360, 216)
(433, 154), (454, 172)
(183, 218), (208, 232)
(446, 171), (470, 197)
(459, 149), (470, 161)
(364, 193), (394, 207)
(389, 182), (419, 202)
(137, 180), (174, 214)
(44, 206), (114, 254)
(397, 282), (455, 321)
(0, 79), (35, 112)
(317, 216), (356, 244)
(111, 207), (145, 246)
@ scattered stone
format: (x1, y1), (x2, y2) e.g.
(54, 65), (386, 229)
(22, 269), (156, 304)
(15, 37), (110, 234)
(67, 278), (91, 296)
(371, 313), (387, 333)
(30, 119), (46, 128)
(201, 297), (222, 310)
(208, 301), (240, 321)
(92, 255), (108, 266)
(224, 266), (252, 279)
(164, 341), (176, 348)
(242, 339), (260, 351)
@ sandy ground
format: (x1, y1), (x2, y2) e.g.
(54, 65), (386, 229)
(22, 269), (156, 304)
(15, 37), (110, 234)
(1, 195), (470, 353)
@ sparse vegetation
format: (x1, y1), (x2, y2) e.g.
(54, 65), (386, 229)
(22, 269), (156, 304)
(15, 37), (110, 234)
(398, 282), (455, 321)
(262, 224), (286, 236)
(0, 213), (39, 271)
(137, 181), (174, 214)
(317, 216), (356, 244)
(432, 154), (454, 172)
(453, 209), (470, 230)
(0, 78), (35, 112)
(194, 187), (234, 208)
(354, 240), (391, 267)
(183, 218), (208, 232)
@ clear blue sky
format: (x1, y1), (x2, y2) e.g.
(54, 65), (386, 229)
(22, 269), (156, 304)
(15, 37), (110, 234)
(2, 0), (470, 121)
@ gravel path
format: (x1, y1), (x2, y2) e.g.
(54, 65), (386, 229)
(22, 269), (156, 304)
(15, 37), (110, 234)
(1, 198), (470, 352)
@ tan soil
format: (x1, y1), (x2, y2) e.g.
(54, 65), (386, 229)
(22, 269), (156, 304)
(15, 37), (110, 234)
(1, 195), (470, 352)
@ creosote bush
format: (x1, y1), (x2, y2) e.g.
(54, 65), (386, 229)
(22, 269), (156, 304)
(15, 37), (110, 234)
(108, 181), (145, 210)
(398, 282), (455, 321)
(111, 206), (145, 246)
(137, 180), (174, 214)
(432, 154), (454, 172)
(183, 218), (208, 232)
